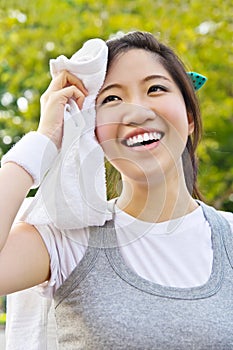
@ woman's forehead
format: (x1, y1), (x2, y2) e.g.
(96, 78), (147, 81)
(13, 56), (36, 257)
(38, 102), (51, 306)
(104, 49), (170, 84)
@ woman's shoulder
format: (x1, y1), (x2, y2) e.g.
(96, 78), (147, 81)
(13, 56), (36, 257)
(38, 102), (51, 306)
(217, 210), (233, 232)
(201, 201), (233, 234)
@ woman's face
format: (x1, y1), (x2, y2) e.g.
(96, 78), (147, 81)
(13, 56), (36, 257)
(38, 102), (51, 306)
(95, 49), (194, 185)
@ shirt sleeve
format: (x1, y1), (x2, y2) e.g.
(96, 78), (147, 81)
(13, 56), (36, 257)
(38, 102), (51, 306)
(34, 223), (89, 297)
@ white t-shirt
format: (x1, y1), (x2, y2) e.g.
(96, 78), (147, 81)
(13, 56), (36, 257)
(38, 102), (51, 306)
(35, 202), (233, 297)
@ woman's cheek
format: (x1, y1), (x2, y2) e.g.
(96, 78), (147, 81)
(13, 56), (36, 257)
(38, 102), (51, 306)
(95, 123), (113, 146)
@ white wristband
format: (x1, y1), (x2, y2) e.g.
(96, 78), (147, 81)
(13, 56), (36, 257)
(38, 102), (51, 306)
(1, 132), (58, 188)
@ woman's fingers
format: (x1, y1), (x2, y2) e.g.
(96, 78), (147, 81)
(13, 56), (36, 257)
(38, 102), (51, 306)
(41, 70), (88, 112)
(43, 85), (86, 110)
(46, 70), (88, 95)
(38, 70), (88, 149)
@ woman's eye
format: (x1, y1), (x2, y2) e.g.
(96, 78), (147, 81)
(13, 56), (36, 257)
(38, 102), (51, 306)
(148, 85), (166, 94)
(102, 95), (122, 104)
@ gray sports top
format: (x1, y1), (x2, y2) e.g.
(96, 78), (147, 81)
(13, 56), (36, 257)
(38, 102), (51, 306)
(54, 202), (233, 349)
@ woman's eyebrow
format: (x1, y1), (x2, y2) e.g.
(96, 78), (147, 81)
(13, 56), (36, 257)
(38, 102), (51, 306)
(143, 74), (172, 83)
(98, 83), (122, 97)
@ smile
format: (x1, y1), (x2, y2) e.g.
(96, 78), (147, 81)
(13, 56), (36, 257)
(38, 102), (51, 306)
(123, 131), (164, 147)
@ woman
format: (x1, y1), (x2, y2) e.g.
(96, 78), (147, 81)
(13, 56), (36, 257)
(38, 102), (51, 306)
(1, 31), (233, 349)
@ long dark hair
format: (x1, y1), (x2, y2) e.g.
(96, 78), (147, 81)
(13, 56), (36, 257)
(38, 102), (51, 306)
(105, 31), (203, 199)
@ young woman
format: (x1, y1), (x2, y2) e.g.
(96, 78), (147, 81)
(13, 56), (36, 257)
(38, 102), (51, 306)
(1, 31), (233, 349)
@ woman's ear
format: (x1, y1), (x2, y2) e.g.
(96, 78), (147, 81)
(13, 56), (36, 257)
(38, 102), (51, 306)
(187, 112), (194, 135)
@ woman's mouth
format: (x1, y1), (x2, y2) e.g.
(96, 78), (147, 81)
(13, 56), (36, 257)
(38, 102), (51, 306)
(122, 131), (164, 148)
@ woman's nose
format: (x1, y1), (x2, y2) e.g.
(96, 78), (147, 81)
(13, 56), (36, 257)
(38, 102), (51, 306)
(119, 102), (157, 125)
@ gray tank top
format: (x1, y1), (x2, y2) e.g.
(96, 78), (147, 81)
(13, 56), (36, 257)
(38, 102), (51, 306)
(54, 202), (233, 349)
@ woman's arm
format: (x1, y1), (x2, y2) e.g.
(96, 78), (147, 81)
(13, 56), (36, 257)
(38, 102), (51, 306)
(0, 162), (50, 295)
(0, 71), (87, 296)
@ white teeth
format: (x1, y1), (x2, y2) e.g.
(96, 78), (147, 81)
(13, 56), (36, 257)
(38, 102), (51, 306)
(126, 132), (162, 146)
(133, 136), (138, 144)
(143, 133), (150, 141)
(138, 135), (144, 143)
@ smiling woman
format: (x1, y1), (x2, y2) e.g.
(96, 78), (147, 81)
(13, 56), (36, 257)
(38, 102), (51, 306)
(0, 31), (233, 349)
(96, 48), (192, 195)
(102, 33), (201, 195)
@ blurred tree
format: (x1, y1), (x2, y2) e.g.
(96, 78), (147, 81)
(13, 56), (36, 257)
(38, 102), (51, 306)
(0, 0), (232, 210)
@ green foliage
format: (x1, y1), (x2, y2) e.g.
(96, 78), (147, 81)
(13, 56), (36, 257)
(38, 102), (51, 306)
(0, 0), (232, 210)
(0, 313), (6, 326)
(0, 295), (6, 325)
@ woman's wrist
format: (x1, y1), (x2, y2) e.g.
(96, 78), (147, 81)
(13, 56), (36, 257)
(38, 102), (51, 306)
(37, 126), (62, 150)
(1, 132), (58, 188)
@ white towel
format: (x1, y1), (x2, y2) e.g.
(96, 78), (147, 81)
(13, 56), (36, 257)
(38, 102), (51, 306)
(6, 289), (58, 350)
(21, 38), (111, 229)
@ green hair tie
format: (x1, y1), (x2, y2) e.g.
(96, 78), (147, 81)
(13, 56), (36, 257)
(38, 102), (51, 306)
(187, 72), (207, 90)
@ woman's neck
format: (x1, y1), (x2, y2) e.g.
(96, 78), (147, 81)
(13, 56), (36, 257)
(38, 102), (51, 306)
(116, 172), (198, 223)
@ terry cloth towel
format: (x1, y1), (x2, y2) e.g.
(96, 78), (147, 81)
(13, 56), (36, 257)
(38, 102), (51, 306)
(21, 38), (111, 229)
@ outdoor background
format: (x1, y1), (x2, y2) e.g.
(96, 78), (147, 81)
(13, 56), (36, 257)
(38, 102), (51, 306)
(0, 0), (232, 335)
(1, 0), (232, 210)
